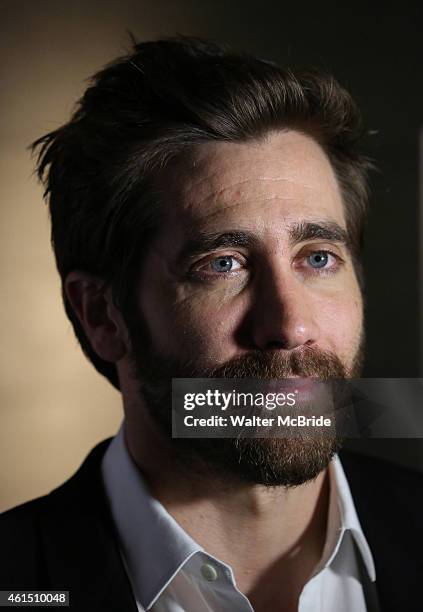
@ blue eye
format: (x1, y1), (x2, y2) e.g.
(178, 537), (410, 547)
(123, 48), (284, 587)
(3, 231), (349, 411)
(308, 251), (329, 268)
(210, 256), (236, 273)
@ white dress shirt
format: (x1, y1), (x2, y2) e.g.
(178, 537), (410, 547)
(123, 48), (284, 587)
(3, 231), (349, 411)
(102, 424), (376, 611)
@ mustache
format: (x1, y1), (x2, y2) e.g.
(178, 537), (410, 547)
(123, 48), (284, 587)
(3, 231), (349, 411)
(202, 346), (347, 380)
(132, 344), (349, 404)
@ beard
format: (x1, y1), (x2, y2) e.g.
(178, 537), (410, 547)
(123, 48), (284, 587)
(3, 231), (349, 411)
(127, 318), (364, 488)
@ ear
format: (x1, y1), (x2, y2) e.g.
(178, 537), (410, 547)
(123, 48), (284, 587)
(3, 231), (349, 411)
(64, 271), (129, 362)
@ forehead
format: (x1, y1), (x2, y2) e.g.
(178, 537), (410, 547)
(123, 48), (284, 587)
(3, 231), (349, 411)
(155, 129), (346, 235)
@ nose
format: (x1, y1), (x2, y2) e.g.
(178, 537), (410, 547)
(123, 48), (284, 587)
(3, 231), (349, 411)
(249, 269), (320, 351)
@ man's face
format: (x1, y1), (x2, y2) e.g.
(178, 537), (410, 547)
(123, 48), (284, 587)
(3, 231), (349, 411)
(126, 129), (364, 486)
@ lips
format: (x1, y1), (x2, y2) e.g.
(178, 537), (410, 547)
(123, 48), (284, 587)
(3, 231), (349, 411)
(263, 378), (333, 413)
(266, 377), (319, 393)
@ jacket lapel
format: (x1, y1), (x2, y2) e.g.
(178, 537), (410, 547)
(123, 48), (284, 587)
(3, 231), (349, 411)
(340, 447), (423, 611)
(39, 439), (138, 611)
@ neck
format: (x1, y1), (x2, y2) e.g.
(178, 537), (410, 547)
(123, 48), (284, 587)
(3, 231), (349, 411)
(124, 407), (331, 606)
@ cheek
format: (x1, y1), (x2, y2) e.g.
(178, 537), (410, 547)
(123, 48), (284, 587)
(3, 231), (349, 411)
(175, 286), (250, 362)
(315, 290), (363, 359)
(140, 274), (247, 363)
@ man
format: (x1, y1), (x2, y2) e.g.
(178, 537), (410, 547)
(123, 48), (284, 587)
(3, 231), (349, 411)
(1, 36), (422, 612)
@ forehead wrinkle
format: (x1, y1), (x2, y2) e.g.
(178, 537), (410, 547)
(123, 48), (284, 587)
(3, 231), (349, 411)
(176, 151), (336, 199)
(181, 195), (297, 226)
(181, 170), (335, 204)
(179, 177), (338, 219)
(158, 132), (347, 242)
(163, 136), (340, 214)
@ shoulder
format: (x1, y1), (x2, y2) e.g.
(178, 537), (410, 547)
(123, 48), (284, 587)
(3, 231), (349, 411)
(1, 438), (112, 524)
(339, 446), (423, 502)
(0, 438), (113, 589)
(339, 447), (423, 603)
(339, 446), (423, 526)
(0, 495), (48, 588)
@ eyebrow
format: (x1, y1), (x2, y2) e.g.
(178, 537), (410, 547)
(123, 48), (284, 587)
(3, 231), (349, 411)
(177, 230), (259, 263)
(288, 221), (350, 247)
(177, 220), (350, 262)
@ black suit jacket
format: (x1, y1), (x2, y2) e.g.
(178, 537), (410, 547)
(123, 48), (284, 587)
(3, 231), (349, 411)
(1, 440), (423, 611)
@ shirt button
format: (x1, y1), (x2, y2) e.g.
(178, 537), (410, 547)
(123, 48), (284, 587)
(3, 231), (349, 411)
(201, 563), (218, 582)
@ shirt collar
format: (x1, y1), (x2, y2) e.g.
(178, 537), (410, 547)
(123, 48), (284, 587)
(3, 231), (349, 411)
(328, 454), (376, 581)
(102, 424), (203, 609)
(102, 423), (376, 609)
